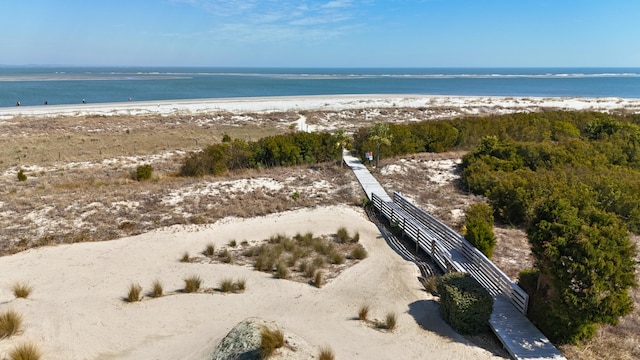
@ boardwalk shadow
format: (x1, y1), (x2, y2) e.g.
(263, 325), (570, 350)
(408, 300), (510, 359)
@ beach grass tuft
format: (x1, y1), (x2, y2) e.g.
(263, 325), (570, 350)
(219, 278), (234, 293)
(385, 312), (397, 331)
(180, 251), (190, 263)
(350, 244), (368, 260)
(358, 304), (370, 321)
(151, 279), (164, 298)
(260, 327), (285, 359)
(314, 270), (324, 288)
(317, 346), (335, 360)
(183, 275), (202, 293)
(335, 227), (349, 243)
(12, 282), (33, 299)
(8, 342), (42, 360)
(0, 309), (23, 338)
(203, 243), (215, 256)
(127, 283), (142, 302)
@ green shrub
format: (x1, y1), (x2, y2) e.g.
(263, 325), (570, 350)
(350, 244), (367, 260)
(17, 170), (27, 182)
(132, 164), (153, 181)
(463, 203), (496, 258)
(12, 282), (32, 299)
(151, 280), (163, 298)
(436, 272), (493, 335)
(260, 327), (285, 359)
(8, 342), (41, 360)
(183, 275), (202, 293)
(0, 310), (23, 338)
(127, 283), (142, 302)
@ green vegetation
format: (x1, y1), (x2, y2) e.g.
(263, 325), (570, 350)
(456, 114), (639, 344)
(12, 282), (33, 299)
(367, 122), (393, 168)
(180, 131), (341, 177)
(349, 244), (368, 260)
(260, 327), (285, 359)
(132, 164), (153, 181)
(463, 203), (496, 258)
(0, 310), (23, 338)
(314, 270), (324, 288)
(17, 169), (27, 182)
(436, 272), (493, 335)
(8, 343), (42, 360)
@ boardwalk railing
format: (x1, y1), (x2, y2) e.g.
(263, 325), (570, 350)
(392, 192), (529, 315)
(371, 191), (529, 315)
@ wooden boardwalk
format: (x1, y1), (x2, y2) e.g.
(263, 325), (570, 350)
(344, 152), (565, 360)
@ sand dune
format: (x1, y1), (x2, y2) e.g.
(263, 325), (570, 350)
(0, 205), (502, 359)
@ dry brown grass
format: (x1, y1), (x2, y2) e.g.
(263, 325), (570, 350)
(8, 342), (42, 360)
(12, 281), (33, 299)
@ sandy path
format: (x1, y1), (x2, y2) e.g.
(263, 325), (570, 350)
(0, 205), (500, 359)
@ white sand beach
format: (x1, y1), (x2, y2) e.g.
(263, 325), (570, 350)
(2, 94), (640, 120)
(0, 205), (502, 360)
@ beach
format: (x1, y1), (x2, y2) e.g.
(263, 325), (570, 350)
(1, 95), (639, 359)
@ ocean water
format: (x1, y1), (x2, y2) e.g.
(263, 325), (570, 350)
(1, 67), (640, 108)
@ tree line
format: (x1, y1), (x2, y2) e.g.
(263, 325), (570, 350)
(179, 131), (341, 176)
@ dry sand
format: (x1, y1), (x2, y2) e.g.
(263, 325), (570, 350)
(0, 205), (502, 360)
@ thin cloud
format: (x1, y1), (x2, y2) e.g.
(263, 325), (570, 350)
(171, 0), (364, 41)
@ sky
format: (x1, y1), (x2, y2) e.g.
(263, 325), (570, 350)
(1, 0), (639, 67)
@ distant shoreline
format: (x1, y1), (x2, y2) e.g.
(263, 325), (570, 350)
(2, 94), (640, 120)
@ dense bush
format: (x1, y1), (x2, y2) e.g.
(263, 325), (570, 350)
(180, 132), (340, 176)
(436, 272), (493, 335)
(524, 198), (637, 344)
(132, 164), (153, 181)
(17, 169), (27, 182)
(463, 203), (496, 258)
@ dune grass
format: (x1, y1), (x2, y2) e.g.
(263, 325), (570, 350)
(317, 346), (335, 360)
(203, 243), (215, 256)
(0, 309), (23, 338)
(350, 244), (367, 260)
(260, 327), (285, 359)
(335, 227), (350, 243)
(314, 270), (324, 288)
(384, 312), (397, 331)
(358, 304), (370, 321)
(8, 342), (42, 360)
(183, 275), (202, 293)
(12, 282), (33, 299)
(127, 283), (142, 302)
(180, 251), (190, 263)
(151, 279), (164, 298)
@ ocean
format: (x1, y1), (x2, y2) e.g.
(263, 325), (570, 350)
(1, 67), (640, 108)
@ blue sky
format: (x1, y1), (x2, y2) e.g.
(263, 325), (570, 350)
(2, 0), (639, 67)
